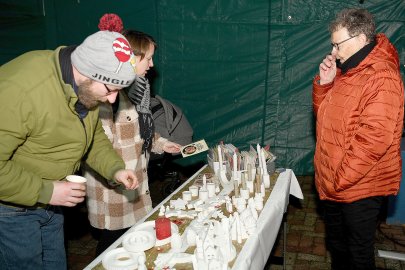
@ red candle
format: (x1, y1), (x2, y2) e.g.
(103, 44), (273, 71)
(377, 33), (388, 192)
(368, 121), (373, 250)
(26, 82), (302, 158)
(155, 217), (171, 240)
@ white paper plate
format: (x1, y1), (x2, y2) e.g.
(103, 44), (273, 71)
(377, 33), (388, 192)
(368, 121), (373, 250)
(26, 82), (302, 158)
(133, 220), (179, 246)
(122, 230), (156, 252)
(102, 247), (145, 270)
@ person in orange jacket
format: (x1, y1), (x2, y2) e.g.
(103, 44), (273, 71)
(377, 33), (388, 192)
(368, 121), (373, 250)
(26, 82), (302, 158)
(312, 8), (404, 270)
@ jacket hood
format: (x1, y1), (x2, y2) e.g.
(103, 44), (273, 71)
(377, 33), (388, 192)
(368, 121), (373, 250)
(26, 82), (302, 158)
(357, 33), (400, 72)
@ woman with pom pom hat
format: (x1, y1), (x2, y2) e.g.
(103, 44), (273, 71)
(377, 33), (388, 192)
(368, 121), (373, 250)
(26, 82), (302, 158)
(82, 14), (182, 255)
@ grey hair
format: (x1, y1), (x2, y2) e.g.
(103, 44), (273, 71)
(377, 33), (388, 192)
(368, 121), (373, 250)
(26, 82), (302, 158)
(329, 9), (376, 42)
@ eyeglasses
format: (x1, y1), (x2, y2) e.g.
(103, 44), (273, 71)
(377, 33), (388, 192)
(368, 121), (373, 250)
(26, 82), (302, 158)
(103, 84), (119, 95)
(331, 35), (359, 50)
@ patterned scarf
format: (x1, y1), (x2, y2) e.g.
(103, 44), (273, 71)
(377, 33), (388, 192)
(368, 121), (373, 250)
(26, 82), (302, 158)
(125, 76), (155, 153)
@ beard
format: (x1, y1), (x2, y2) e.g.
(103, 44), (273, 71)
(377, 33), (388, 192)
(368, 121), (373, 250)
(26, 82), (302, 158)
(77, 79), (100, 110)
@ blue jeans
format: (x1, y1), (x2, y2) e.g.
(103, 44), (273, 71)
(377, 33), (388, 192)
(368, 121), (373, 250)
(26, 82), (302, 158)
(0, 204), (66, 270)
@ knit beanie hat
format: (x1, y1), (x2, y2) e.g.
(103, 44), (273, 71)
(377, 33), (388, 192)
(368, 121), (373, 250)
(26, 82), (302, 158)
(71, 31), (135, 87)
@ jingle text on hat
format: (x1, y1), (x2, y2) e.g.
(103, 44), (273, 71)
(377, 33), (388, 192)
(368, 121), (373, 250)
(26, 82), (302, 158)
(91, 73), (131, 86)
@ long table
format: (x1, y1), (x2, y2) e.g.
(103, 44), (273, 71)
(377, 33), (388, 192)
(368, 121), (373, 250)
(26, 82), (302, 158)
(84, 165), (303, 270)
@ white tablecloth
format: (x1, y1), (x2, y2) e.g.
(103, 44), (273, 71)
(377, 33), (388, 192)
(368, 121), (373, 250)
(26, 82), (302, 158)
(232, 168), (303, 269)
(84, 166), (303, 270)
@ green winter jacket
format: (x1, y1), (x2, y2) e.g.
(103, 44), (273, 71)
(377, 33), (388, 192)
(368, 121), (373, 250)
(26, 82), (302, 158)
(0, 47), (125, 207)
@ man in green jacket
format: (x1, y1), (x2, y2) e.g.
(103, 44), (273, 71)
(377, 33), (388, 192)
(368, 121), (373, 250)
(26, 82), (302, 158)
(0, 31), (139, 270)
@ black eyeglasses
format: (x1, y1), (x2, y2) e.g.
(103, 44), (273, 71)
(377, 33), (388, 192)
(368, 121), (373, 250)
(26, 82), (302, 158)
(331, 35), (359, 50)
(103, 84), (119, 95)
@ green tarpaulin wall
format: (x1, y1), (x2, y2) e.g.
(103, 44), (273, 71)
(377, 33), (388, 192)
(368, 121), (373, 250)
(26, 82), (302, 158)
(1, 0), (404, 175)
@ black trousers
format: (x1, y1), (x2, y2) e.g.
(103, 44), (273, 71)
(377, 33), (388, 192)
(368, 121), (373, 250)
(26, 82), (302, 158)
(323, 196), (383, 270)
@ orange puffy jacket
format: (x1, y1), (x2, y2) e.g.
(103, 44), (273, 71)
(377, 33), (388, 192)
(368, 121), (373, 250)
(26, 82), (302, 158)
(312, 34), (404, 203)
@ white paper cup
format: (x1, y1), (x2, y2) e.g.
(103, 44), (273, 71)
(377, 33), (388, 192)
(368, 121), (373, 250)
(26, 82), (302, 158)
(189, 186), (199, 197)
(182, 191), (192, 202)
(207, 183), (216, 198)
(66, 175), (87, 183)
(199, 189), (208, 201)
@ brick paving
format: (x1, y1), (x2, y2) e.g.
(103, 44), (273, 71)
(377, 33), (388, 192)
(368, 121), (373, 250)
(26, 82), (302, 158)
(66, 175), (405, 270)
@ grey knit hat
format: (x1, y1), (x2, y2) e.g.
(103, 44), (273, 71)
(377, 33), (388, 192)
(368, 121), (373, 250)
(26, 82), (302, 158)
(71, 31), (135, 87)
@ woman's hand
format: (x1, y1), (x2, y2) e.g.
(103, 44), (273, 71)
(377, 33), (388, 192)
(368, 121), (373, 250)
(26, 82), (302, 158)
(163, 141), (182, 154)
(114, 169), (139, 190)
(319, 54), (337, 85)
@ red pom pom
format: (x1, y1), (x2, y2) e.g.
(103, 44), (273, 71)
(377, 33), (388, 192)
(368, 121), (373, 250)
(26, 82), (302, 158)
(98, 13), (123, 33)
